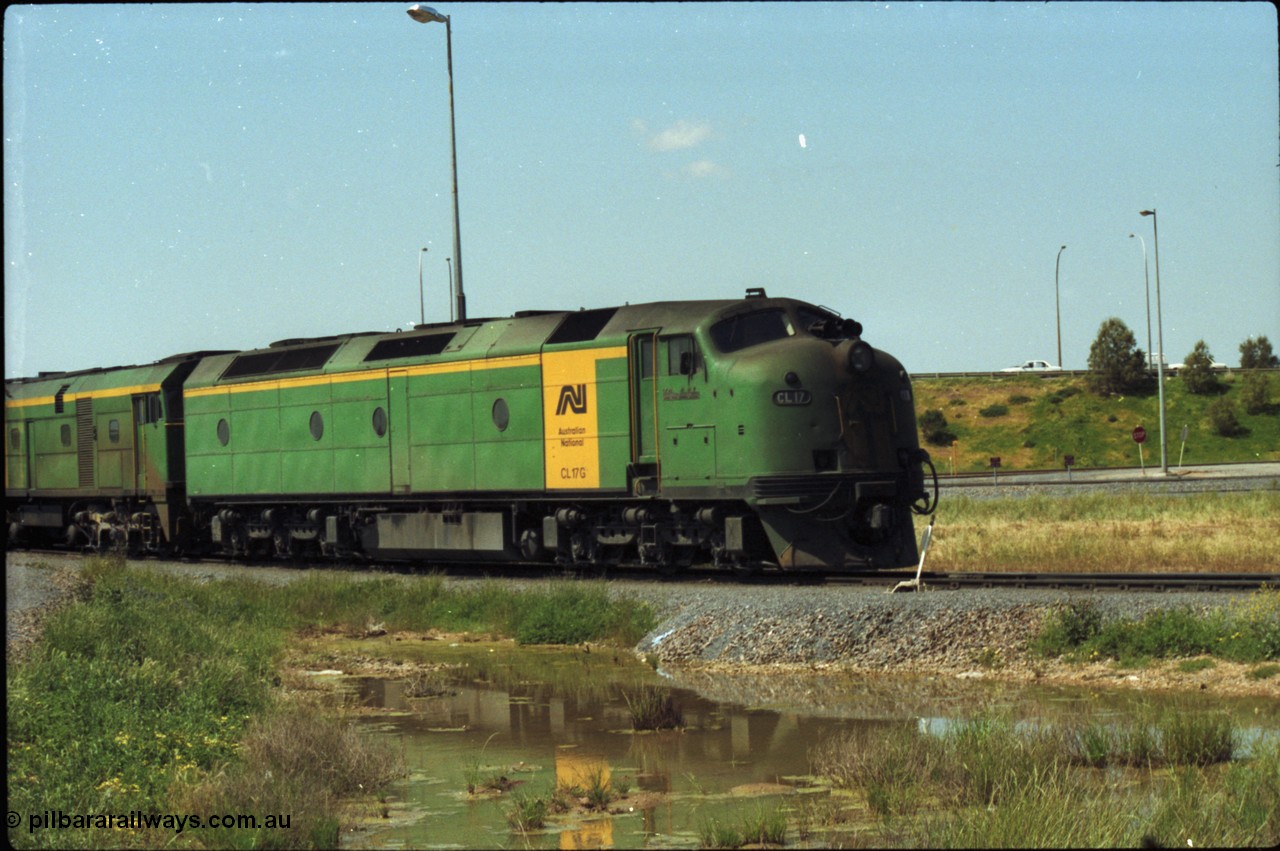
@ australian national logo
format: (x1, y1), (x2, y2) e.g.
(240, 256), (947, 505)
(556, 383), (588, 415)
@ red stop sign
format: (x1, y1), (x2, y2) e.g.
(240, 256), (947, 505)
(1132, 425), (1147, 444)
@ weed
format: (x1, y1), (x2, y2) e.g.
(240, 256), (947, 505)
(624, 687), (685, 730)
(972, 645), (1005, 669)
(1246, 663), (1280, 680)
(1031, 588), (1280, 665)
(1158, 711), (1236, 766)
(1031, 599), (1103, 657)
(582, 767), (614, 811)
(698, 817), (743, 849)
(513, 583), (656, 645)
(739, 804), (788, 846)
(177, 699), (405, 848)
(505, 790), (548, 833)
(1176, 657), (1217, 673)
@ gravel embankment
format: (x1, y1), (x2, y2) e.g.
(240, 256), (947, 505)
(8, 551), (1276, 697)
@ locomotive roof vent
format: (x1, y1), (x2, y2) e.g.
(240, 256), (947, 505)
(745, 287), (768, 299)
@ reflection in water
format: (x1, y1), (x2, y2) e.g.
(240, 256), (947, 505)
(343, 652), (1280, 850)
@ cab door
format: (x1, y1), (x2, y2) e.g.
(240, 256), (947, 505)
(628, 331), (659, 471)
(655, 335), (715, 484)
(132, 393), (164, 494)
(388, 369), (411, 494)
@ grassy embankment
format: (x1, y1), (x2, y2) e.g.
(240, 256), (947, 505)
(926, 490), (1279, 573)
(913, 370), (1279, 472)
(6, 558), (656, 850)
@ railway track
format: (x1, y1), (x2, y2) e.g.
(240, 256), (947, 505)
(10, 546), (1277, 594)
(813, 570), (1280, 593)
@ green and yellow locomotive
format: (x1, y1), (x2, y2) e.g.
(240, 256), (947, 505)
(6, 290), (936, 571)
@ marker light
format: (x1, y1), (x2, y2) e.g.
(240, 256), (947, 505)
(848, 341), (875, 374)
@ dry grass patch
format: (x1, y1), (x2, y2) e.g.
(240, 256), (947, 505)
(927, 492), (1279, 573)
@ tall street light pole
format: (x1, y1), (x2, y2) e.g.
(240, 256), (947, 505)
(407, 4), (466, 323)
(1140, 209), (1168, 474)
(1055, 245), (1066, 368)
(1129, 233), (1152, 371)
(417, 247), (429, 326)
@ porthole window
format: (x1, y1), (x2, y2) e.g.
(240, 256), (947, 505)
(371, 406), (387, 437)
(309, 411), (324, 441)
(8, 428), (18, 450)
(61, 424), (72, 447)
(492, 398), (510, 432)
(217, 418), (230, 446)
(108, 419), (120, 443)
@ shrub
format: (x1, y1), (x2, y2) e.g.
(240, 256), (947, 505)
(1207, 398), (1243, 437)
(979, 404), (1009, 418)
(919, 409), (957, 446)
(1008, 394), (1032, 405)
(1047, 386), (1081, 405)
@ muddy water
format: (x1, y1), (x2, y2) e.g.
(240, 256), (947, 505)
(339, 644), (1280, 850)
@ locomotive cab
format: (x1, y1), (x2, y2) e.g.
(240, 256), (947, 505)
(675, 293), (934, 569)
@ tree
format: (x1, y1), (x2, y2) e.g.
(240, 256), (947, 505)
(1240, 372), (1273, 415)
(1239, 335), (1279, 369)
(1180, 340), (1220, 395)
(1086, 318), (1146, 396)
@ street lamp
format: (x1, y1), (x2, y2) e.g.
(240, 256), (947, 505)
(1128, 233), (1152, 371)
(1054, 245), (1066, 368)
(407, 4), (466, 323)
(1139, 209), (1168, 474)
(417, 247), (428, 326)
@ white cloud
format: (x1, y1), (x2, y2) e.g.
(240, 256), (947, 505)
(684, 159), (727, 179)
(647, 119), (712, 152)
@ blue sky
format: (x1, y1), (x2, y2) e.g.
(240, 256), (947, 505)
(5, 1), (1278, 378)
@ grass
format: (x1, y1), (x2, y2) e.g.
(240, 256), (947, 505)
(808, 709), (1278, 848)
(914, 371), (1280, 472)
(623, 686), (685, 730)
(1030, 587), (1280, 665)
(926, 491), (1280, 572)
(287, 572), (656, 645)
(698, 805), (788, 849)
(6, 557), (658, 849)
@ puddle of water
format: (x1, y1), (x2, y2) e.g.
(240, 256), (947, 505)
(336, 642), (1280, 849)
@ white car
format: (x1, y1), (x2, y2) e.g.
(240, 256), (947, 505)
(1000, 360), (1062, 373)
(1167, 361), (1228, 375)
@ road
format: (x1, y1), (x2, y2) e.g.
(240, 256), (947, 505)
(939, 461), (1280, 490)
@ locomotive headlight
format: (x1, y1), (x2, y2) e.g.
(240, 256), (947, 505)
(847, 340), (875, 373)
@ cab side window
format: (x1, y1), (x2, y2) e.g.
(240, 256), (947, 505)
(666, 335), (700, 375)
